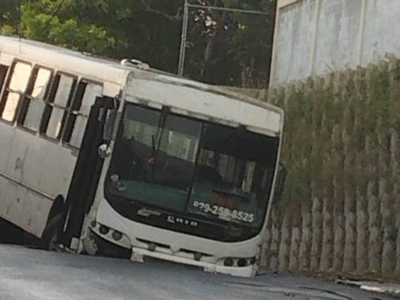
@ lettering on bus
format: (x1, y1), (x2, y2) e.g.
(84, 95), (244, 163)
(167, 216), (198, 227)
(137, 208), (162, 218)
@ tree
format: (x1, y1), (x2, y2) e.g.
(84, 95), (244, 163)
(0, 0), (277, 87)
(4, 0), (183, 72)
(0, 0), (20, 36)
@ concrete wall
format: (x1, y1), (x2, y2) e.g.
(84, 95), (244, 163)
(262, 56), (400, 282)
(270, 0), (400, 86)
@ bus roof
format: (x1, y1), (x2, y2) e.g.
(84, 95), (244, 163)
(0, 36), (283, 118)
(0, 36), (132, 87)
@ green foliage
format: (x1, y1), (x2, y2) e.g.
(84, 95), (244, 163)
(0, 0), (276, 87)
(21, 3), (118, 54)
(271, 58), (400, 211)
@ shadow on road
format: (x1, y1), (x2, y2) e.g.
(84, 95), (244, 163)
(0, 219), (40, 247)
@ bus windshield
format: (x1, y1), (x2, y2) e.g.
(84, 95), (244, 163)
(106, 104), (279, 229)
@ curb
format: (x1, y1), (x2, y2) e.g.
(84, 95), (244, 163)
(336, 280), (400, 299)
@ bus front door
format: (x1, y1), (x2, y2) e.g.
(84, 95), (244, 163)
(60, 96), (116, 250)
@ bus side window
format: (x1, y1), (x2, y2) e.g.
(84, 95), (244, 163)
(63, 81), (103, 148)
(0, 64), (9, 95)
(18, 67), (52, 131)
(0, 62), (32, 122)
(40, 73), (77, 140)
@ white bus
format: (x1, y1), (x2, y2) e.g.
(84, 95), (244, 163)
(0, 36), (284, 277)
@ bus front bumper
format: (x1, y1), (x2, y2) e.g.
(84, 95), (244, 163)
(129, 246), (258, 278)
(86, 227), (258, 278)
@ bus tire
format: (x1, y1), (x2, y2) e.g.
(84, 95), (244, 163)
(41, 213), (63, 251)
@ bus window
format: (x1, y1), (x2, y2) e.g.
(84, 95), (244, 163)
(64, 81), (103, 148)
(0, 62), (32, 122)
(19, 68), (52, 131)
(0, 64), (8, 94)
(42, 73), (76, 139)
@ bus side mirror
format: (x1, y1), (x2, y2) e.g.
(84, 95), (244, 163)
(274, 163), (287, 202)
(103, 109), (118, 141)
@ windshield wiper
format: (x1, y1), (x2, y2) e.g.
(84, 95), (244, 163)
(148, 107), (170, 177)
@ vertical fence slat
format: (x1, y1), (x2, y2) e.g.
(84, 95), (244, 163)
(310, 195), (323, 271)
(342, 71), (357, 273)
(278, 213), (292, 272)
(269, 208), (281, 272)
(354, 68), (369, 274)
(320, 190), (333, 272)
(299, 204), (312, 271)
(289, 207), (301, 272)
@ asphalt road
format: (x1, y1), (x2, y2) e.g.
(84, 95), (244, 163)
(0, 244), (397, 300)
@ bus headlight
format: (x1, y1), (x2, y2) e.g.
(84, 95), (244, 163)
(224, 258), (234, 267)
(112, 231), (123, 241)
(99, 225), (110, 235)
(237, 258), (248, 267)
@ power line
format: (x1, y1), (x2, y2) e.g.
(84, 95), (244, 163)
(187, 4), (270, 16)
(41, 0), (65, 34)
(18, 0), (22, 52)
(18, 0), (22, 38)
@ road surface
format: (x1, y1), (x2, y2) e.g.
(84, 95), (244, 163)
(0, 244), (397, 300)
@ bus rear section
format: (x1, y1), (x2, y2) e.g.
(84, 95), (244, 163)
(0, 36), (125, 250)
(82, 73), (284, 277)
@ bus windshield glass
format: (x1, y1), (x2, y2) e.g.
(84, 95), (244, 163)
(106, 104), (279, 229)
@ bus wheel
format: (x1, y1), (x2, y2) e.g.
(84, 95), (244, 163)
(41, 213), (63, 251)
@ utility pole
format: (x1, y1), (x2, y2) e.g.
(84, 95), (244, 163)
(178, 0), (189, 77)
(177, 1), (269, 78)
